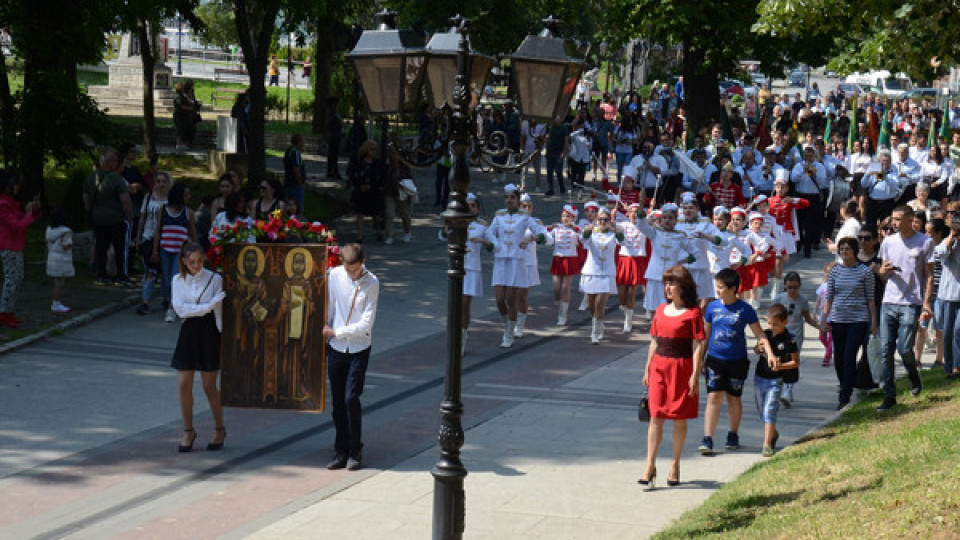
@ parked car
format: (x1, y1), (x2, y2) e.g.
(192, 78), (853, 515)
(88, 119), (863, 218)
(719, 80), (744, 96)
(751, 73), (768, 87)
(901, 88), (938, 101)
(836, 82), (871, 96)
(787, 70), (806, 87)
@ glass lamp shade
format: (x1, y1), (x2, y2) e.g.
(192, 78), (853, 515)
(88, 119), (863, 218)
(509, 20), (585, 123)
(347, 16), (427, 115)
(425, 29), (493, 109)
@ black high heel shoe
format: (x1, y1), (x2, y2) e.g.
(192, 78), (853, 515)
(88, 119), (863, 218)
(178, 428), (197, 453)
(207, 426), (227, 451)
(637, 467), (657, 490)
(667, 464), (680, 486)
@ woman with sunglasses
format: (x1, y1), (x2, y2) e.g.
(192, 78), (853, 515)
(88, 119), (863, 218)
(249, 178), (285, 221)
(853, 226), (886, 391)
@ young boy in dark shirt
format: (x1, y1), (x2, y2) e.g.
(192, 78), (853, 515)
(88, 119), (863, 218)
(754, 303), (799, 457)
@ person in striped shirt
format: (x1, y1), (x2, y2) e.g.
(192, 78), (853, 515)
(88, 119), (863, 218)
(153, 183), (197, 323)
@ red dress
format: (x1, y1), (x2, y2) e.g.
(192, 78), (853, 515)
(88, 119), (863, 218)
(648, 304), (705, 419)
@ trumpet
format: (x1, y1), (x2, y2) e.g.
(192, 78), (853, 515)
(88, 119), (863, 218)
(804, 162), (814, 177)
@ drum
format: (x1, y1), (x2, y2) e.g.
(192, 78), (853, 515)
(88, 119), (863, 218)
(826, 177), (851, 213)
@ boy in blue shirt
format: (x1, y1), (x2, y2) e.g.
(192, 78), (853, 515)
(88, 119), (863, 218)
(700, 268), (775, 454)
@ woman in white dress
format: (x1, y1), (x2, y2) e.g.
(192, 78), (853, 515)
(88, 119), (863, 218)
(580, 207), (622, 343)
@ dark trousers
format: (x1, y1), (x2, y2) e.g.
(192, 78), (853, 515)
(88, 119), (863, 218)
(568, 158), (587, 189)
(865, 198), (896, 230)
(327, 136), (341, 176)
(545, 154), (565, 194)
(796, 193), (823, 255)
(832, 321), (869, 404)
(327, 345), (370, 456)
(94, 221), (128, 280)
(435, 163), (451, 207)
(659, 174), (682, 205)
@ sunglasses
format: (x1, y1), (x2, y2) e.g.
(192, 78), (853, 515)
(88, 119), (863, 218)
(858, 236), (874, 241)
(883, 227), (894, 233)
(260, 185), (269, 190)
(597, 218), (610, 222)
(947, 211), (959, 215)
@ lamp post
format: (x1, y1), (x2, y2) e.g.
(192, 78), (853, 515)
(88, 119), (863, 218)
(176, 14), (183, 76)
(348, 15), (583, 538)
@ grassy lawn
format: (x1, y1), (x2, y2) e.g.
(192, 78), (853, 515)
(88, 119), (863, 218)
(655, 372), (960, 539)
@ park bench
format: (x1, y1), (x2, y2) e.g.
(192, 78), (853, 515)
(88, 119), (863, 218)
(211, 87), (246, 108)
(213, 67), (248, 82)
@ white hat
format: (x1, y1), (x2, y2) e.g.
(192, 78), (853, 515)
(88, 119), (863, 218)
(713, 205), (729, 216)
(731, 206), (747, 216)
(504, 183), (519, 194)
(650, 209), (662, 218)
(466, 192), (478, 201)
(584, 201), (600, 210)
(627, 202), (641, 210)
(774, 168), (789, 182)
(520, 192), (532, 203)
(622, 165), (637, 179)
(597, 207), (612, 216)
(897, 142), (909, 151)
(607, 192), (619, 202)
(680, 191), (696, 204)
(562, 204), (578, 216)
(661, 202), (679, 213)
(749, 211), (765, 221)
(753, 194), (769, 206)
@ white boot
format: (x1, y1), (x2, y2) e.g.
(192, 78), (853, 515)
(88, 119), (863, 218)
(501, 321), (515, 348)
(514, 313), (526, 337)
(590, 318), (600, 344)
(557, 301), (569, 325)
(597, 318), (605, 340)
(769, 280), (780, 301)
(461, 329), (468, 356)
(578, 295), (588, 311)
(622, 308), (634, 333)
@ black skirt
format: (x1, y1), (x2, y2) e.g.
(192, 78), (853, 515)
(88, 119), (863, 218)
(171, 312), (221, 371)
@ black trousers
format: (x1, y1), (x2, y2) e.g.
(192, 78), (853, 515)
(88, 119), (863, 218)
(865, 198), (897, 230)
(327, 345), (370, 457)
(658, 174), (682, 205)
(327, 136), (341, 176)
(94, 221), (128, 280)
(795, 193), (823, 255)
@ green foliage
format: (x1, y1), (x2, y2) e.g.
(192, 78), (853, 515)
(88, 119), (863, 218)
(195, 1), (238, 50)
(755, 0), (959, 80)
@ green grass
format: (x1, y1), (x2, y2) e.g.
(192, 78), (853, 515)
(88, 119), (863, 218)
(654, 372), (960, 539)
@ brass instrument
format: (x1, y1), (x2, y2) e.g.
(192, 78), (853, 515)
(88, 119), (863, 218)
(804, 162), (815, 177)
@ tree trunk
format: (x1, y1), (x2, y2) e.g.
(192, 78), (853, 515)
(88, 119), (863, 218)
(682, 42), (720, 140)
(137, 18), (157, 156)
(311, 15), (333, 136)
(233, 0), (281, 187)
(0, 46), (16, 168)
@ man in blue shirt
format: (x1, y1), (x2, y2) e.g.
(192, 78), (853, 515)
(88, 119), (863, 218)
(699, 268), (774, 454)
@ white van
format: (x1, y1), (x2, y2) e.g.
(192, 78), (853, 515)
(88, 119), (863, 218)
(844, 70), (913, 97)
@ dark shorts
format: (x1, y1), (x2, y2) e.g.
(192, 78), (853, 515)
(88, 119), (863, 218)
(705, 356), (750, 397)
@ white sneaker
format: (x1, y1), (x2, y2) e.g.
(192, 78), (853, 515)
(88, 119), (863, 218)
(51, 301), (71, 313)
(384, 237), (394, 245)
(165, 308), (177, 323)
(402, 233), (412, 243)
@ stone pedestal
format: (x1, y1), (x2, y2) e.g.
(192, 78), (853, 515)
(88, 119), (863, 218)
(209, 149), (248, 176)
(87, 32), (177, 116)
(217, 116), (238, 152)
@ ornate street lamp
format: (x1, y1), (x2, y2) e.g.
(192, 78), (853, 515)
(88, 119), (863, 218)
(508, 16), (585, 123)
(349, 14), (583, 539)
(424, 26), (493, 110)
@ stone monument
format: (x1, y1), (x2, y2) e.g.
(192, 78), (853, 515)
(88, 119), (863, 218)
(87, 31), (176, 116)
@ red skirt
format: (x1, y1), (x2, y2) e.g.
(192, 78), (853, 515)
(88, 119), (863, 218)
(648, 354), (698, 419)
(551, 256), (581, 276)
(753, 261), (769, 287)
(616, 255), (647, 286)
(737, 265), (754, 292)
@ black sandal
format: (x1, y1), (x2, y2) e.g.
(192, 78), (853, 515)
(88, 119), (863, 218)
(207, 426), (227, 451)
(178, 428), (197, 453)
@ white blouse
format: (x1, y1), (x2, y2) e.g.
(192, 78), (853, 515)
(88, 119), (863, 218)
(171, 268), (224, 331)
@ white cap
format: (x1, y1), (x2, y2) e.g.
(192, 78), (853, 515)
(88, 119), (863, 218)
(520, 192), (532, 203)
(680, 191), (696, 204)
(731, 206), (747, 216)
(650, 209), (662, 218)
(597, 207), (612, 216)
(627, 202), (642, 210)
(897, 142), (909, 151)
(661, 202), (679, 213)
(749, 211), (765, 221)
(713, 205), (729, 216)
(584, 201), (600, 210)
(774, 168), (789, 182)
(466, 192), (478, 201)
(504, 183), (519, 194)
(753, 194), (769, 206)
(562, 204), (578, 217)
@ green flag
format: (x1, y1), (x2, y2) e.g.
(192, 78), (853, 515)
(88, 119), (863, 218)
(929, 117), (938, 148)
(878, 109), (890, 149)
(940, 109), (951, 142)
(754, 98), (761, 125)
(847, 94), (857, 150)
(823, 116), (832, 142)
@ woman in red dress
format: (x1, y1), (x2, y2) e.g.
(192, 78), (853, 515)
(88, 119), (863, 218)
(640, 265), (706, 489)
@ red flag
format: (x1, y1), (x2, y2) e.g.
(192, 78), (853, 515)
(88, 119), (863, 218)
(866, 108), (879, 150)
(753, 108), (772, 151)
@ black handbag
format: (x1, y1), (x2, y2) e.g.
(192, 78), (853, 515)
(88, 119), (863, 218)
(638, 391), (651, 422)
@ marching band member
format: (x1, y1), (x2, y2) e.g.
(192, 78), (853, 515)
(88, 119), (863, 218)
(892, 142), (922, 205)
(735, 150), (764, 199)
(790, 146), (828, 257)
(756, 148), (785, 198)
(681, 148), (715, 204)
(462, 193), (491, 354)
(732, 133), (762, 167)
(547, 204), (582, 325)
(576, 201), (599, 311)
(635, 203), (697, 314)
(629, 141), (668, 202)
(616, 202), (648, 332)
(743, 212), (776, 307)
(751, 194), (786, 298)
(601, 166), (643, 212)
(861, 149), (904, 228)
(707, 162), (747, 211)
(515, 193), (546, 338)
(768, 171), (808, 259)
(606, 192), (628, 223)
(707, 206), (750, 274)
(580, 207), (622, 343)
(485, 184), (545, 348)
(675, 192), (723, 303)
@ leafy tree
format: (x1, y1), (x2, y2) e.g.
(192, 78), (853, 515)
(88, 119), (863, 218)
(755, 0), (960, 80)
(195, 1), (237, 50)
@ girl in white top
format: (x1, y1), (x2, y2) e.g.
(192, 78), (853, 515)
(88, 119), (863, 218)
(635, 203), (697, 313)
(580, 207), (622, 343)
(515, 193), (546, 338)
(615, 203), (648, 332)
(546, 204), (581, 325)
(462, 193), (490, 354)
(169, 243), (226, 453)
(921, 146), (952, 201)
(576, 201), (600, 311)
(45, 208), (74, 313)
(707, 206), (750, 274)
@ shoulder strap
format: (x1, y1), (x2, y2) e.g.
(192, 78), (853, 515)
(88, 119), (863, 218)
(197, 272), (216, 304)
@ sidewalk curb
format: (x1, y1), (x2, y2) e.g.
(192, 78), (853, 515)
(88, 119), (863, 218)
(0, 294), (140, 356)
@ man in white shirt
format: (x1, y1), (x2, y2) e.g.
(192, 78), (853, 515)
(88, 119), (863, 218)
(323, 243), (380, 471)
(790, 146), (828, 257)
(628, 141), (668, 202)
(755, 149), (784, 197)
(736, 150), (763, 199)
(521, 119), (546, 190)
(893, 142), (923, 204)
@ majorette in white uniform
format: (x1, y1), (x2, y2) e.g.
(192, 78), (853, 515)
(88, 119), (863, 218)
(546, 204), (582, 325)
(464, 192), (489, 298)
(615, 202), (648, 332)
(706, 205), (750, 273)
(634, 203), (697, 311)
(674, 191), (723, 299)
(576, 201), (600, 310)
(519, 193), (545, 288)
(580, 207), (622, 343)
